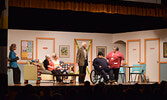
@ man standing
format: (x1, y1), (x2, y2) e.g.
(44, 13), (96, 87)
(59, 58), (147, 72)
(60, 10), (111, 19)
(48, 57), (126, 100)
(76, 42), (88, 83)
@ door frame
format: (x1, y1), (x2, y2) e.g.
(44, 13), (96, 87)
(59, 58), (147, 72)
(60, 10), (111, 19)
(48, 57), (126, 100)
(127, 39), (141, 65)
(74, 39), (93, 72)
(36, 37), (55, 59)
(144, 38), (160, 83)
(127, 39), (141, 82)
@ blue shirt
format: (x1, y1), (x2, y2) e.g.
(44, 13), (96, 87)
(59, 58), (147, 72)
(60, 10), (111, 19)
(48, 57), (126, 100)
(9, 51), (18, 68)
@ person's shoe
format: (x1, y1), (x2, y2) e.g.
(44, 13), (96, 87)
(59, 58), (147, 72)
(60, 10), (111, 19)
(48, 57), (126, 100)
(104, 80), (109, 84)
(113, 82), (119, 85)
(57, 81), (62, 84)
(109, 80), (116, 85)
(63, 82), (69, 84)
(59, 79), (63, 82)
(57, 79), (62, 83)
(108, 80), (112, 83)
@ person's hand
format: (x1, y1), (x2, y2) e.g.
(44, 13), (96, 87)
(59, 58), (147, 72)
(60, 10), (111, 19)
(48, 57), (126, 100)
(99, 66), (102, 68)
(48, 65), (52, 68)
(75, 63), (78, 67)
(108, 66), (110, 68)
(16, 54), (18, 57)
(121, 64), (123, 67)
(121, 60), (124, 67)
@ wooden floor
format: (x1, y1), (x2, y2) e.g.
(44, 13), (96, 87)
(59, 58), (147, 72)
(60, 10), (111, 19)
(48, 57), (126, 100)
(8, 81), (154, 87)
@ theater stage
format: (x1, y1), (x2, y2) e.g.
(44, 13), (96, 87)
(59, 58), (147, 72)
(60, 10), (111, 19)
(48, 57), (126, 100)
(8, 81), (155, 87)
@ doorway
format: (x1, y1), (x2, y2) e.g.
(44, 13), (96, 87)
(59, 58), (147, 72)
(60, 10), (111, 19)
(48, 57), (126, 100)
(145, 38), (160, 82)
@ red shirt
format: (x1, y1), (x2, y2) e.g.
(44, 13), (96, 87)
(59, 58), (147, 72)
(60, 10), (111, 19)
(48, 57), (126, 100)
(106, 51), (124, 69)
(48, 60), (55, 71)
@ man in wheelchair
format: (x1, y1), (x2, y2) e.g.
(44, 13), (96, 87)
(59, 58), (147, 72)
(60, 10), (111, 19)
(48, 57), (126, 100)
(93, 52), (115, 83)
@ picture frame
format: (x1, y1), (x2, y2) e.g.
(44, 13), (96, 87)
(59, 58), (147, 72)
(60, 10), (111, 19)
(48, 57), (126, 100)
(59, 45), (70, 58)
(96, 46), (107, 57)
(163, 42), (167, 58)
(21, 40), (34, 60)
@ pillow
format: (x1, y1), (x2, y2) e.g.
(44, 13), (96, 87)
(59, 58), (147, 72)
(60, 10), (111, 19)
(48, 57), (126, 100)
(40, 63), (46, 70)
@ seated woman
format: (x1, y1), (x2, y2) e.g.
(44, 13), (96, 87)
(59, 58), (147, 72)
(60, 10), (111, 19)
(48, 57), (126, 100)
(52, 53), (61, 70)
(43, 54), (62, 83)
(93, 52), (115, 83)
(52, 54), (69, 83)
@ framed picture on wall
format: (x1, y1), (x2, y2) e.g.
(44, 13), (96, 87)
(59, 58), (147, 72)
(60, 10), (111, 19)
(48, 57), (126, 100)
(59, 45), (70, 58)
(96, 46), (107, 57)
(21, 40), (33, 60)
(163, 42), (167, 58)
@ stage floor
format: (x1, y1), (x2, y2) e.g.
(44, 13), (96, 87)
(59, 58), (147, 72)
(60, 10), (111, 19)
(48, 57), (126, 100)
(8, 82), (155, 87)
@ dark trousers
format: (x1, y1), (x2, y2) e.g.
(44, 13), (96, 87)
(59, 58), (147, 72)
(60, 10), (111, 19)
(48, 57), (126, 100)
(61, 70), (68, 79)
(101, 69), (114, 82)
(111, 68), (120, 82)
(79, 60), (88, 83)
(52, 70), (62, 82)
(79, 65), (87, 83)
(96, 68), (114, 82)
(13, 67), (21, 84)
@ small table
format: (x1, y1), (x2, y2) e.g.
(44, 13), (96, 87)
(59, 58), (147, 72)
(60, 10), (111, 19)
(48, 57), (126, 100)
(53, 74), (85, 84)
(122, 65), (142, 83)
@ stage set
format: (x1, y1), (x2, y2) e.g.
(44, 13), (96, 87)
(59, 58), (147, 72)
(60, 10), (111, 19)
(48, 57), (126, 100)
(1, 0), (167, 100)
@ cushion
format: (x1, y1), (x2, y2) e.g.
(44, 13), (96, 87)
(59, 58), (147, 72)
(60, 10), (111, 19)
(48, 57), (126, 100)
(39, 70), (52, 74)
(40, 63), (46, 70)
(41, 74), (55, 80)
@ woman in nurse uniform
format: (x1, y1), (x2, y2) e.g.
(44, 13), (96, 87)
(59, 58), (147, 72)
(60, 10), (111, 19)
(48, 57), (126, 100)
(106, 47), (124, 84)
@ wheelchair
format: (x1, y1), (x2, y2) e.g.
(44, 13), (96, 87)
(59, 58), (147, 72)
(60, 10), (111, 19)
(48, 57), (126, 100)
(90, 69), (104, 84)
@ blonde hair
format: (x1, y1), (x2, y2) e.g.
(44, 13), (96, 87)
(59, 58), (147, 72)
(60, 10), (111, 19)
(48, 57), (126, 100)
(52, 53), (58, 58)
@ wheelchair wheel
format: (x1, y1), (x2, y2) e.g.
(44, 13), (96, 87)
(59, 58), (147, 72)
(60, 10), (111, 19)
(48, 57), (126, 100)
(90, 69), (98, 84)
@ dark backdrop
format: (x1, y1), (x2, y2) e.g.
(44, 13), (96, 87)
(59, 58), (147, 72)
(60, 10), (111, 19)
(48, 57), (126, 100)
(9, 7), (167, 33)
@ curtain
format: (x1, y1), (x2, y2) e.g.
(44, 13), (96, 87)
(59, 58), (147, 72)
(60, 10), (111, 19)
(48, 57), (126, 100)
(9, 0), (167, 17)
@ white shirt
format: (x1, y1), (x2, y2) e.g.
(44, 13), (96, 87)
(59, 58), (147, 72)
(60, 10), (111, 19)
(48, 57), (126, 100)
(83, 49), (87, 59)
(52, 59), (60, 68)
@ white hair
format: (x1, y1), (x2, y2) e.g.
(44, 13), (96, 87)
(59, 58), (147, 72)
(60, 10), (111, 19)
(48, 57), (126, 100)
(81, 42), (87, 46)
(45, 54), (51, 59)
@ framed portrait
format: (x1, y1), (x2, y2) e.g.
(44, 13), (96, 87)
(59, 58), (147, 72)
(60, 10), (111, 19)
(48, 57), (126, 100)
(96, 46), (107, 57)
(163, 42), (167, 58)
(59, 45), (70, 58)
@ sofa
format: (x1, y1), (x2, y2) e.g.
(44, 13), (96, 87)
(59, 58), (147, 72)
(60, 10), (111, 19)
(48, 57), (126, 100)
(24, 60), (75, 84)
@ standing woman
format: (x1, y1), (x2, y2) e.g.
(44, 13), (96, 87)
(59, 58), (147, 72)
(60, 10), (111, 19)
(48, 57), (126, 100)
(106, 47), (124, 83)
(9, 43), (21, 84)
